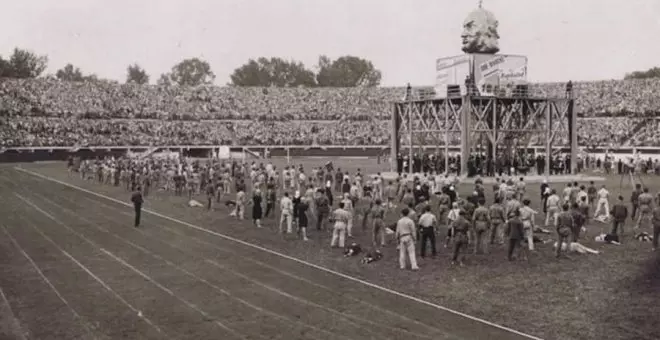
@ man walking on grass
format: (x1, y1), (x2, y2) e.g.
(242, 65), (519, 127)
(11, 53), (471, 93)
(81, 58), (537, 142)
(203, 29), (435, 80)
(396, 208), (419, 270)
(131, 186), (143, 228)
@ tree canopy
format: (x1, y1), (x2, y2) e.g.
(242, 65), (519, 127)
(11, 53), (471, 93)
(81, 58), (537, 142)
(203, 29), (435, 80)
(624, 67), (660, 80)
(229, 57), (316, 87)
(126, 64), (150, 84)
(316, 55), (381, 87)
(0, 47), (385, 87)
(159, 58), (215, 86)
(0, 48), (48, 78)
(229, 55), (382, 87)
(55, 63), (98, 82)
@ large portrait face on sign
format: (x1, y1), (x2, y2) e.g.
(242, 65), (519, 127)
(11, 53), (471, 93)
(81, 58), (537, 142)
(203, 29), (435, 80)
(461, 9), (500, 54)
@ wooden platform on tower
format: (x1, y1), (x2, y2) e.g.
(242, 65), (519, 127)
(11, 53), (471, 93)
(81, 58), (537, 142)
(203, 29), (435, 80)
(390, 89), (577, 177)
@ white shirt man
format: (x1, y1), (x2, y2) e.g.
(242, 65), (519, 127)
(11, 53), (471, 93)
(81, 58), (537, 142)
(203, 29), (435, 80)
(231, 190), (246, 220)
(298, 171), (306, 191)
(283, 169), (292, 190)
(395, 209), (419, 270)
(279, 193), (294, 234)
(594, 186), (610, 218)
(545, 191), (561, 227)
(577, 189), (588, 205)
(331, 203), (351, 248)
(341, 193), (355, 237)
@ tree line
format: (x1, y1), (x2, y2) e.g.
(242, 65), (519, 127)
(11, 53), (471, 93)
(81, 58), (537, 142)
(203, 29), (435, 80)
(0, 47), (382, 87)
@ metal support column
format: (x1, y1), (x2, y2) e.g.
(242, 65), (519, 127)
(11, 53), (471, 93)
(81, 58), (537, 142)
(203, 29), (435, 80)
(545, 100), (552, 179)
(390, 104), (399, 172)
(569, 98), (578, 174)
(408, 100), (414, 175)
(460, 95), (470, 177)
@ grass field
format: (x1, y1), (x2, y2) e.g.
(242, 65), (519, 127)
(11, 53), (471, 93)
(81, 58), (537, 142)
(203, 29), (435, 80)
(0, 160), (658, 340)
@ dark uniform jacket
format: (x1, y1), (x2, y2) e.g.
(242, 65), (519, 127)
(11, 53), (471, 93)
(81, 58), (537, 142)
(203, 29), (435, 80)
(489, 204), (506, 225)
(506, 217), (525, 240)
(610, 203), (628, 222)
(451, 217), (471, 242)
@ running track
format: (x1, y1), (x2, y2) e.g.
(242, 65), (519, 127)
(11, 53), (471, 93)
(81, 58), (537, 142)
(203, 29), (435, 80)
(0, 167), (542, 340)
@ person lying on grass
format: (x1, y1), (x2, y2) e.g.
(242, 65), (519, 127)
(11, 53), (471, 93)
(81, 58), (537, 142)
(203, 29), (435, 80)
(552, 241), (600, 255)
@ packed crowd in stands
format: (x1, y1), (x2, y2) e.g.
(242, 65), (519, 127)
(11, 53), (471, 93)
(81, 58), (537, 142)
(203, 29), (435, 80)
(2, 78), (660, 148)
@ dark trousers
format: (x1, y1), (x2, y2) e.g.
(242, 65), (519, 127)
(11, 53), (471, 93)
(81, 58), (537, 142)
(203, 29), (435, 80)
(490, 222), (503, 244)
(653, 225), (660, 249)
(571, 224), (582, 242)
(316, 211), (328, 230)
(556, 234), (569, 257)
(419, 227), (436, 257)
(451, 239), (467, 262)
(473, 229), (487, 254)
(611, 219), (625, 235)
(134, 204), (142, 227)
(265, 202), (274, 217)
(507, 238), (521, 260)
(632, 204), (639, 220)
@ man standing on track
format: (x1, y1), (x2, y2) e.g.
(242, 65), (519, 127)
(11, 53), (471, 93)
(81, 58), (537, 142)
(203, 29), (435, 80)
(555, 204), (573, 258)
(396, 208), (419, 270)
(418, 205), (437, 259)
(330, 202), (350, 248)
(631, 184), (642, 221)
(652, 204), (660, 251)
(594, 185), (610, 220)
(450, 210), (471, 266)
(636, 188), (654, 230)
(610, 195), (628, 236)
(315, 188), (330, 231)
(131, 186), (143, 228)
(587, 181), (597, 209)
(489, 197), (506, 245)
(519, 199), (537, 251)
(370, 199), (386, 248)
(472, 199), (491, 254)
(279, 192), (293, 234)
(505, 208), (526, 261)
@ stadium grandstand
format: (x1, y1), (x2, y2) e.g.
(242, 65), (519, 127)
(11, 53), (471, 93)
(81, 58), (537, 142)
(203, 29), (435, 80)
(1, 77), (660, 149)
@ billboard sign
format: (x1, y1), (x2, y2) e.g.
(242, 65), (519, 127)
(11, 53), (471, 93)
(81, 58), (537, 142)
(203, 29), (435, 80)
(434, 54), (528, 98)
(434, 55), (470, 98)
(472, 54), (528, 96)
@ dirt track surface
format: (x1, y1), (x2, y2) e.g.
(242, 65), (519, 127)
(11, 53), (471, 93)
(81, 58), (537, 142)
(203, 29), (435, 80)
(0, 166), (539, 340)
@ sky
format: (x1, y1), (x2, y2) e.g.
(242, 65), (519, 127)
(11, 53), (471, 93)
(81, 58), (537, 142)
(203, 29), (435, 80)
(3, 0), (659, 86)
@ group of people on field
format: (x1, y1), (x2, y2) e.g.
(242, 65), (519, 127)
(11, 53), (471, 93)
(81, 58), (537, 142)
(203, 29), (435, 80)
(70, 155), (660, 270)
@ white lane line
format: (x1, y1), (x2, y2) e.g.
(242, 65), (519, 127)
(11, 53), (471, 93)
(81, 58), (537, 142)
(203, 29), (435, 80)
(98, 200), (448, 338)
(202, 257), (439, 340)
(46, 194), (440, 340)
(28, 175), (439, 339)
(0, 225), (100, 340)
(40, 194), (333, 340)
(16, 166), (545, 340)
(15, 192), (244, 340)
(0, 282), (28, 340)
(4, 198), (170, 339)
